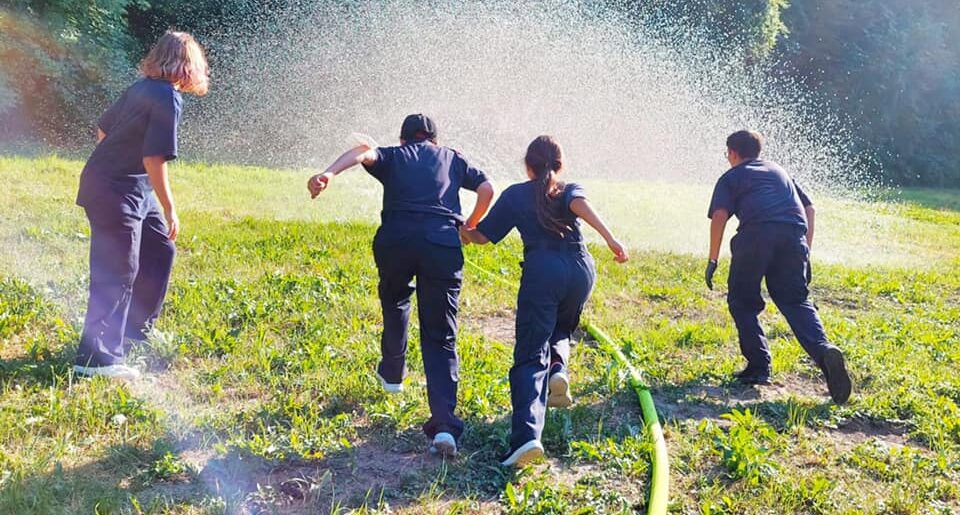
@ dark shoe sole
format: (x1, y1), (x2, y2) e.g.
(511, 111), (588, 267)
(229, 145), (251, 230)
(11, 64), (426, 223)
(822, 348), (852, 404)
(734, 366), (772, 379)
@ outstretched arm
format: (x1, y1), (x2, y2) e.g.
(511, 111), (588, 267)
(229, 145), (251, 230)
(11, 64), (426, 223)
(569, 198), (628, 263)
(464, 181), (494, 228)
(308, 145), (378, 198)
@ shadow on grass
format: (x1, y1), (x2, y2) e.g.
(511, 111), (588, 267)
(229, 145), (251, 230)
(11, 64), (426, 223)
(0, 345), (75, 388)
(0, 441), (210, 514)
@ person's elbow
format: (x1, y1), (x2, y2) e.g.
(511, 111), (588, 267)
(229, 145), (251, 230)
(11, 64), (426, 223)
(142, 155), (168, 173)
(709, 208), (730, 221)
(476, 181), (495, 198)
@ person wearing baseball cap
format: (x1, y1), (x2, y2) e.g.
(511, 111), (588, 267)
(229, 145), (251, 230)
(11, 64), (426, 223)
(307, 114), (495, 457)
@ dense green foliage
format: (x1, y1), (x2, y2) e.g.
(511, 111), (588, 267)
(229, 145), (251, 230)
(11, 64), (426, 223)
(778, 1), (960, 187)
(1, 0), (959, 185)
(0, 1), (142, 142)
(630, 0), (960, 187)
(0, 156), (958, 512)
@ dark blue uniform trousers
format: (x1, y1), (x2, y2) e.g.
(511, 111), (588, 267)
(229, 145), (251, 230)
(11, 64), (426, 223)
(78, 193), (175, 366)
(372, 221), (465, 440)
(727, 223), (833, 374)
(510, 248), (595, 451)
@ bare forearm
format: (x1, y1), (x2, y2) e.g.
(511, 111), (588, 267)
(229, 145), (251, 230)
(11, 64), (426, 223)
(570, 198), (616, 244)
(804, 205), (816, 248)
(96, 128), (106, 144)
(144, 157), (174, 213)
(465, 181), (494, 228)
(709, 210), (729, 261)
(324, 146), (372, 177)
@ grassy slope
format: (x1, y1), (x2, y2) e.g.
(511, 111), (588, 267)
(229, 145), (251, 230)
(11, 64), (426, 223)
(0, 155), (958, 514)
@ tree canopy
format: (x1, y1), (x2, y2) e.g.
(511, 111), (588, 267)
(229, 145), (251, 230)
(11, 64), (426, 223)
(2, 0), (958, 186)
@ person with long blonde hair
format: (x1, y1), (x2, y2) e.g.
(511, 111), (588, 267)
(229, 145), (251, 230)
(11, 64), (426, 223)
(74, 31), (209, 380)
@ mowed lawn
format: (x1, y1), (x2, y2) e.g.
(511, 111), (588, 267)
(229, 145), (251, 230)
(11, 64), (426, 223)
(0, 155), (959, 514)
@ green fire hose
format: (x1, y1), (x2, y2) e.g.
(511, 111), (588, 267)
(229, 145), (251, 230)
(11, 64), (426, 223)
(464, 256), (669, 514)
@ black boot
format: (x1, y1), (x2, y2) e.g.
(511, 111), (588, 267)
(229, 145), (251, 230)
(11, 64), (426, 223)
(819, 347), (852, 404)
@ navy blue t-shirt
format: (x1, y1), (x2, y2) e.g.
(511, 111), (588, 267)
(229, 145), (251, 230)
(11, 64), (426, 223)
(477, 181), (587, 247)
(707, 159), (812, 230)
(76, 78), (182, 206)
(363, 141), (489, 223)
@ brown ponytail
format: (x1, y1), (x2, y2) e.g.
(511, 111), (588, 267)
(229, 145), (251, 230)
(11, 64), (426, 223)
(525, 135), (570, 237)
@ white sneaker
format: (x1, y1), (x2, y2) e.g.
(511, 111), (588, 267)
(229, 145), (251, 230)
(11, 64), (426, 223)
(547, 369), (572, 408)
(73, 364), (141, 381)
(429, 432), (457, 457)
(375, 371), (403, 393)
(501, 440), (544, 467)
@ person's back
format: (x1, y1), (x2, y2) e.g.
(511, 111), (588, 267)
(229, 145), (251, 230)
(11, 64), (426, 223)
(368, 141), (479, 220)
(707, 158), (811, 231)
(365, 139), (487, 248)
(487, 181), (586, 250)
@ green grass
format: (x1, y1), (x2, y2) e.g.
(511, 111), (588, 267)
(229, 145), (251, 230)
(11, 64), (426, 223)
(0, 155), (958, 514)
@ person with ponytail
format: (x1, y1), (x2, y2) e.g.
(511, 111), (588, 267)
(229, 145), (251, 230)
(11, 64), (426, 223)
(74, 31), (209, 381)
(461, 135), (628, 467)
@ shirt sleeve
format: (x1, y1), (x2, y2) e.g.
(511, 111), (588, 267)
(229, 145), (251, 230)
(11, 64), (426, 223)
(476, 190), (517, 244)
(707, 173), (735, 219)
(362, 147), (390, 181)
(455, 151), (489, 191)
(142, 90), (182, 161)
(563, 182), (587, 211)
(793, 180), (813, 207)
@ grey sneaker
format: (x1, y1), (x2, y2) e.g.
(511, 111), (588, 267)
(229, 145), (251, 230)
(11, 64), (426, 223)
(375, 370), (403, 393)
(547, 366), (572, 408)
(429, 432), (457, 457)
(501, 440), (544, 467)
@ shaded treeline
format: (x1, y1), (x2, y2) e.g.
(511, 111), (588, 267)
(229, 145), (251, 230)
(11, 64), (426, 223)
(1, 0), (958, 186)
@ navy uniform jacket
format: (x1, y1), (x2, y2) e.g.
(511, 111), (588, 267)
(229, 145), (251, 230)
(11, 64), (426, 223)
(363, 140), (489, 247)
(76, 78), (182, 208)
(707, 158), (812, 231)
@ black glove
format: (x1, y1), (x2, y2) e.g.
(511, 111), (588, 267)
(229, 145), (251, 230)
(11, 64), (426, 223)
(705, 260), (718, 290)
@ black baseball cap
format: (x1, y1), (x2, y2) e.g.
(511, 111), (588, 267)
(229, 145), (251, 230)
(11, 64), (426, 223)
(400, 113), (437, 141)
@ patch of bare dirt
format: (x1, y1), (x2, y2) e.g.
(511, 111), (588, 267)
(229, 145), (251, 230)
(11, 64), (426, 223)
(829, 416), (913, 450)
(656, 373), (834, 424)
(466, 311), (515, 344)
(192, 441), (450, 513)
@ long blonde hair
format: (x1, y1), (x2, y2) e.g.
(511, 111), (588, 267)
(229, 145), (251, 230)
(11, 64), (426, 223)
(139, 31), (209, 96)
